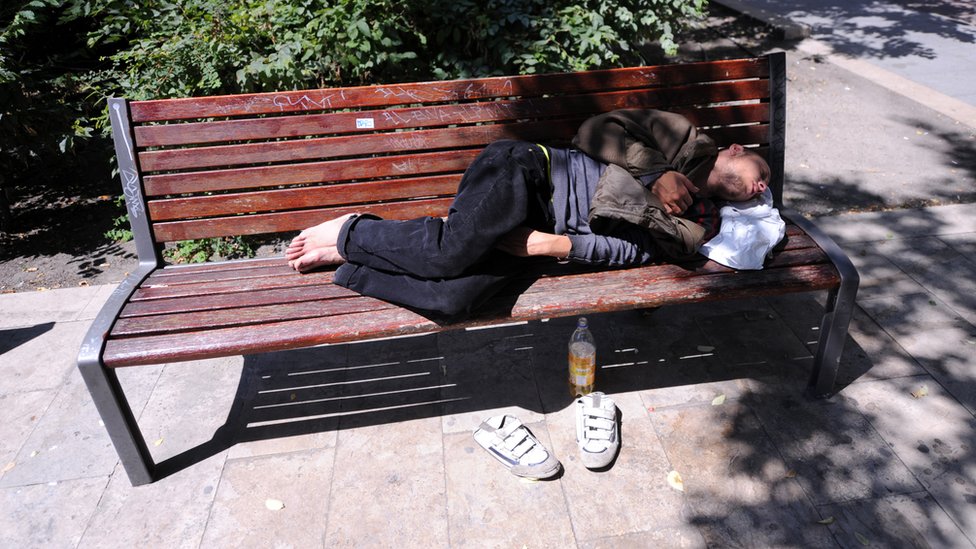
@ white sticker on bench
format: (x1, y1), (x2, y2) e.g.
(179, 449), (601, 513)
(356, 118), (375, 129)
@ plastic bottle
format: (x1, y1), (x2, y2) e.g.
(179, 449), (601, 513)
(568, 317), (597, 397)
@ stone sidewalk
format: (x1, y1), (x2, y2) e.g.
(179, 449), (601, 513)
(1, 203), (974, 547)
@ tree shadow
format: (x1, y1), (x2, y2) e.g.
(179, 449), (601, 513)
(765, 0), (976, 60)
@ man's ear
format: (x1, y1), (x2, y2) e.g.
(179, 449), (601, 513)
(728, 143), (745, 156)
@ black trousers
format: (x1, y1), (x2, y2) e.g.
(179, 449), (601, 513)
(333, 140), (554, 319)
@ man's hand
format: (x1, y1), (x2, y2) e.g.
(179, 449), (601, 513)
(651, 171), (698, 215)
(496, 227), (571, 258)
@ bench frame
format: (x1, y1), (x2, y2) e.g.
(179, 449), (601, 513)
(78, 52), (858, 485)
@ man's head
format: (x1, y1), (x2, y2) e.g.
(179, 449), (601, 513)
(703, 144), (771, 202)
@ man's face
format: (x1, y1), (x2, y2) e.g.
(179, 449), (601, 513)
(722, 155), (769, 202)
(706, 145), (770, 202)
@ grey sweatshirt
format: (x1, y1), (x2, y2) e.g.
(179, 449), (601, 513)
(546, 147), (660, 266)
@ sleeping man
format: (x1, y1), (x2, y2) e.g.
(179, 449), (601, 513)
(285, 109), (770, 319)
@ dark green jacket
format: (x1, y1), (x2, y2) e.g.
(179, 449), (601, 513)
(572, 109), (718, 258)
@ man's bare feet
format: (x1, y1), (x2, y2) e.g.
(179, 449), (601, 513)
(287, 213), (356, 256)
(291, 246), (344, 272)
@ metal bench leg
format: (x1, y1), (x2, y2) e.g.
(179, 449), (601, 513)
(807, 277), (859, 398)
(78, 357), (155, 485)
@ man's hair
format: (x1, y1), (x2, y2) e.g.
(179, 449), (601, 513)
(743, 149), (772, 185)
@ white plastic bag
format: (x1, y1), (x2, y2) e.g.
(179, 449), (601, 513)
(699, 188), (785, 270)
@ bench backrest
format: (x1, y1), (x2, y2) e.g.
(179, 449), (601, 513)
(109, 53), (786, 264)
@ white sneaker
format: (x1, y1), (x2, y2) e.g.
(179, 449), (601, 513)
(473, 414), (561, 479)
(575, 392), (619, 469)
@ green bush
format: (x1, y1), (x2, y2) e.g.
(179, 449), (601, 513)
(3, 0), (708, 258)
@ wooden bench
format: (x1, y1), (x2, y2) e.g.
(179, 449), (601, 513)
(78, 53), (859, 485)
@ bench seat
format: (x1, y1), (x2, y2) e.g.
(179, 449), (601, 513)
(103, 223), (836, 367)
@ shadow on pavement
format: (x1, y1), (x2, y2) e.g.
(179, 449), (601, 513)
(0, 322), (55, 355)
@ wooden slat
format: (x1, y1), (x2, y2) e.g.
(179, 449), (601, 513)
(149, 198), (453, 242)
(142, 149), (482, 196)
(706, 124), (771, 148)
(129, 59), (769, 122)
(131, 269), (339, 301)
(102, 262), (836, 367)
(150, 257), (284, 278)
(121, 283), (341, 317)
(147, 174), (462, 221)
(142, 262), (297, 285)
(112, 297), (390, 337)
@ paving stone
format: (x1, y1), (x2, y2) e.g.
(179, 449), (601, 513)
(0, 389), (55, 483)
(695, 300), (815, 384)
(602, 306), (755, 409)
(439, 326), (544, 435)
(0, 476), (108, 548)
(79, 455), (225, 549)
(817, 492), (974, 549)
(842, 245), (928, 302)
(814, 205), (976, 245)
(227, 348), (344, 459)
(882, 236), (976, 325)
(844, 377), (976, 541)
(651, 402), (835, 548)
(748, 392), (922, 504)
(547, 392), (689, 542)
(200, 450), (334, 548)
(860, 294), (976, 414)
(336, 340), (452, 431)
(76, 283), (119, 321)
(326, 418), (448, 547)
(0, 364), (159, 487)
(0, 286), (104, 329)
(443, 427), (575, 547)
(579, 526), (708, 549)
(137, 356), (247, 464)
(768, 294), (926, 387)
(0, 320), (86, 394)
(941, 233), (976, 264)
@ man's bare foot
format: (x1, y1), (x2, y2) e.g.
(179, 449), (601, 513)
(291, 246), (344, 272)
(295, 213), (356, 250)
(285, 213), (356, 266)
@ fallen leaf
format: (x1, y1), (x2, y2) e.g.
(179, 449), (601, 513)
(25, 267), (38, 272)
(265, 498), (285, 511)
(667, 470), (684, 492)
(855, 532), (869, 546)
(154, 438), (164, 447)
(78, 280), (90, 287)
(911, 385), (929, 399)
(785, 469), (797, 479)
(2, 462), (15, 473)
(711, 394), (726, 406)
(817, 516), (835, 525)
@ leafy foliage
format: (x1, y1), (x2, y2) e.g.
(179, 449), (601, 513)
(3, 0), (707, 259)
(163, 236), (255, 264)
